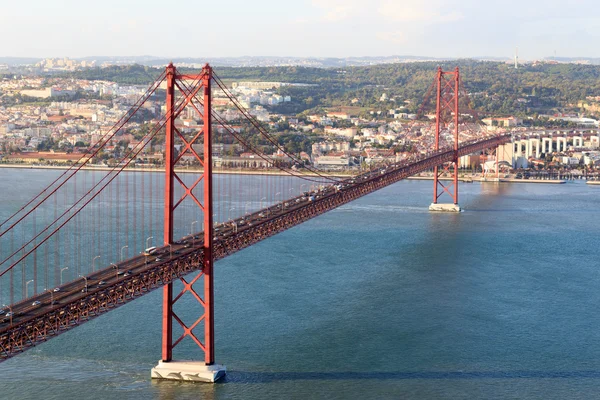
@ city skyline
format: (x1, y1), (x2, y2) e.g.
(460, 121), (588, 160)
(1, 0), (600, 60)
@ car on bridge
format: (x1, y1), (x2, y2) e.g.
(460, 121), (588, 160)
(143, 246), (158, 256)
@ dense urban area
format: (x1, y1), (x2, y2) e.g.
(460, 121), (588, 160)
(2, 57), (600, 175)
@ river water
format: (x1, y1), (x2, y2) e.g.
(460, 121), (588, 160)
(1, 170), (600, 399)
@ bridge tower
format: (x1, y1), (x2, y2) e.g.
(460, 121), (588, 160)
(151, 63), (226, 382)
(429, 67), (461, 212)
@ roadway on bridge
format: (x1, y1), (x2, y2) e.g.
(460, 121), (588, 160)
(0, 134), (511, 360)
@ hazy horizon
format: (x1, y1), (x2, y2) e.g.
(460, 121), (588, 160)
(2, 0), (600, 60)
(2, 54), (595, 63)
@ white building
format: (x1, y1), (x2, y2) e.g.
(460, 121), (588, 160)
(324, 127), (358, 138)
(314, 155), (350, 167)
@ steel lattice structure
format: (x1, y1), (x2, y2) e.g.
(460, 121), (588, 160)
(162, 63), (216, 364)
(433, 67), (460, 205)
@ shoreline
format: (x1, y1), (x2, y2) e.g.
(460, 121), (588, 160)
(0, 163), (351, 178)
(0, 164), (587, 185)
(407, 176), (475, 183)
(408, 176), (568, 184)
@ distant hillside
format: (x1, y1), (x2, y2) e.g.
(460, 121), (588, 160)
(547, 57), (600, 65)
(60, 60), (600, 119)
(0, 57), (42, 66)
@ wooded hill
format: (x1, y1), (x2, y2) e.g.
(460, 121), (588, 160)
(62, 60), (600, 118)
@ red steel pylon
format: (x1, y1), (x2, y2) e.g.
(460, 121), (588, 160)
(432, 67), (460, 205)
(162, 63), (215, 365)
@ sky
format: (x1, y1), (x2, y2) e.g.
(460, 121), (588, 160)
(2, 0), (600, 60)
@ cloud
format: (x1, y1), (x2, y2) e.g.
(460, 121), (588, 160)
(309, 0), (464, 24)
(293, 17), (312, 24)
(376, 31), (408, 44)
(377, 0), (464, 23)
(310, 0), (362, 21)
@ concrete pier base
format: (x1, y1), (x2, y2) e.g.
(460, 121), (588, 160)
(151, 360), (226, 383)
(429, 203), (461, 213)
(481, 177), (500, 182)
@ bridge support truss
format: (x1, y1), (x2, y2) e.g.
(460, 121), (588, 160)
(429, 67), (461, 213)
(151, 63), (226, 382)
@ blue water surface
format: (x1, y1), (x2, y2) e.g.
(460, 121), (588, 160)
(1, 170), (599, 400)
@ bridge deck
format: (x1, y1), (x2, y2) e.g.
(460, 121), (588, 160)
(0, 134), (511, 361)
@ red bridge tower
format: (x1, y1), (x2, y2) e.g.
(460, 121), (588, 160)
(429, 67), (462, 213)
(151, 64), (226, 382)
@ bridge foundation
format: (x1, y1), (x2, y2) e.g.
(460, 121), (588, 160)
(429, 203), (461, 212)
(152, 360), (226, 383)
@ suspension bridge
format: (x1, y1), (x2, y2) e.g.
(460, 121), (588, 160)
(0, 64), (514, 381)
